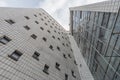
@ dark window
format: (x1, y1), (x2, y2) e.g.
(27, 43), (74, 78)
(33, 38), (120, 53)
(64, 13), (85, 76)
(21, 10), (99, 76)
(65, 74), (68, 80)
(24, 16), (30, 20)
(44, 16), (47, 19)
(45, 23), (48, 25)
(8, 50), (23, 61)
(43, 64), (49, 75)
(31, 34), (37, 39)
(40, 27), (44, 30)
(42, 37), (47, 42)
(35, 21), (39, 24)
(24, 25), (30, 30)
(52, 23), (54, 25)
(58, 32), (60, 34)
(39, 13), (42, 16)
(47, 30), (51, 33)
(41, 18), (44, 21)
(52, 36), (55, 39)
(55, 62), (60, 71)
(68, 54), (72, 58)
(66, 44), (69, 47)
(71, 70), (76, 78)
(58, 38), (60, 41)
(0, 36), (11, 45)
(80, 11), (82, 19)
(62, 36), (64, 39)
(49, 45), (53, 51)
(34, 14), (37, 17)
(50, 26), (53, 28)
(5, 19), (15, 25)
(32, 51), (40, 61)
(74, 60), (77, 65)
(63, 54), (67, 59)
(71, 49), (73, 52)
(57, 46), (60, 51)
(62, 43), (65, 46)
(54, 30), (56, 33)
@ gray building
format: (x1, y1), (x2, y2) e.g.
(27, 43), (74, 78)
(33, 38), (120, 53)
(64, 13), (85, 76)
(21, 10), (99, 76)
(70, 0), (120, 80)
(0, 7), (81, 80)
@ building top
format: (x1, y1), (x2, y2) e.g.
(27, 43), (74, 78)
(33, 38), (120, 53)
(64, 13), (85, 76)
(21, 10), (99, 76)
(70, 0), (120, 13)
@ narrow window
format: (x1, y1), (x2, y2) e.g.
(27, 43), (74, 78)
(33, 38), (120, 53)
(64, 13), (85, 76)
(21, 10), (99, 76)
(0, 36), (11, 45)
(45, 23), (48, 25)
(58, 38), (60, 41)
(24, 25), (30, 30)
(55, 62), (60, 70)
(24, 16), (30, 20)
(43, 64), (49, 75)
(71, 70), (76, 78)
(65, 74), (68, 80)
(49, 45), (53, 51)
(5, 19), (15, 25)
(42, 37), (47, 42)
(74, 60), (77, 65)
(8, 50), (23, 61)
(39, 13), (42, 16)
(32, 51), (40, 61)
(31, 34), (37, 39)
(41, 18), (44, 21)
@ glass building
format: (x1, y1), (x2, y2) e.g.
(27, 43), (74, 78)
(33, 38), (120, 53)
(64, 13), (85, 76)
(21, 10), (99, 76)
(70, 0), (120, 80)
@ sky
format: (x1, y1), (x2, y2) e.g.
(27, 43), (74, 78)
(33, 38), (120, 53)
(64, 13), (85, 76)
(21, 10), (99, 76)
(0, 0), (107, 31)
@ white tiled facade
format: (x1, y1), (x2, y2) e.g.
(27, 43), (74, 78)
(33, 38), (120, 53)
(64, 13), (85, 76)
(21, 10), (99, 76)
(0, 8), (80, 80)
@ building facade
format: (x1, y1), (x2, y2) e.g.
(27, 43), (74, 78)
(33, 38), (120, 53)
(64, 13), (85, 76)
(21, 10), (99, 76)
(70, 0), (120, 80)
(0, 8), (80, 80)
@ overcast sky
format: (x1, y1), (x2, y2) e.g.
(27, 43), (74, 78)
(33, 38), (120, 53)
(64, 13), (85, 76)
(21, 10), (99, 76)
(0, 0), (107, 31)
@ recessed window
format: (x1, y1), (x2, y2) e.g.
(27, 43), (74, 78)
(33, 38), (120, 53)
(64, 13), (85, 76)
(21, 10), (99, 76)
(8, 50), (23, 61)
(71, 49), (73, 52)
(39, 13), (42, 16)
(66, 44), (69, 47)
(40, 27), (44, 30)
(48, 20), (50, 23)
(74, 60), (77, 65)
(54, 30), (56, 33)
(50, 26), (53, 28)
(52, 36), (55, 39)
(24, 25), (30, 30)
(35, 21), (39, 24)
(65, 74), (68, 80)
(63, 54), (67, 59)
(68, 54), (72, 58)
(41, 18), (44, 21)
(47, 30), (51, 33)
(58, 38), (60, 41)
(24, 16), (30, 20)
(5, 19), (15, 25)
(0, 36), (11, 45)
(49, 45), (53, 51)
(34, 14), (37, 17)
(62, 43), (65, 46)
(62, 36), (64, 39)
(52, 23), (54, 25)
(43, 64), (49, 75)
(57, 46), (60, 51)
(45, 23), (48, 25)
(55, 62), (60, 70)
(32, 51), (40, 61)
(44, 16), (47, 19)
(42, 37), (47, 42)
(31, 34), (37, 39)
(58, 32), (60, 34)
(71, 70), (76, 78)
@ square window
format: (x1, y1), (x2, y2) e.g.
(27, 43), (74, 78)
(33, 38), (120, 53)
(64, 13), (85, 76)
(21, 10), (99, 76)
(0, 36), (11, 45)
(31, 34), (37, 39)
(55, 62), (60, 71)
(24, 25), (30, 30)
(8, 50), (23, 61)
(24, 16), (30, 20)
(5, 19), (15, 25)
(32, 51), (40, 61)
(43, 64), (49, 75)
